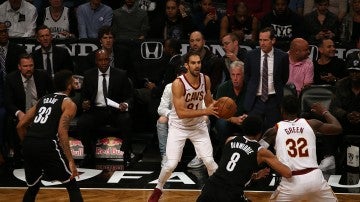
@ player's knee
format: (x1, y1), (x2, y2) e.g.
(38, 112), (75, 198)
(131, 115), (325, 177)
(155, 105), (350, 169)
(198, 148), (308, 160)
(163, 159), (178, 172)
(201, 157), (218, 175)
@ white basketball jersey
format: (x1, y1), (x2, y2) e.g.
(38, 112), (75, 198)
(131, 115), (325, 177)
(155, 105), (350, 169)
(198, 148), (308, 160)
(274, 118), (319, 171)
(169, 73), (207, 129)
(43, 7), (70, 39)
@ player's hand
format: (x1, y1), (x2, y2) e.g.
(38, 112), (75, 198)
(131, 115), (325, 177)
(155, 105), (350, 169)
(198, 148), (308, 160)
(310, 102), (327, 116)
(252, 168), (270, 180)
(69, 161), (79, 180)
(206, 101), (219, 117)
(225, 52), (238, 62)
(82, 100), (91, 111)
(119, 102), (128, 111)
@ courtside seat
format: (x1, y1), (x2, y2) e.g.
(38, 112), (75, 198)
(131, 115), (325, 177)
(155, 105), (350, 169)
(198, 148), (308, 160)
(299, 84), (335, 119)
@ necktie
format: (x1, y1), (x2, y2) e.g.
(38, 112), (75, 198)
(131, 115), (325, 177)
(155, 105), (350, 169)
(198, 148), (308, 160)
(46, 52), (52, 77)
(25, 79), (34, 111)
(261, 53), (268, 102)
(102, 74), (108, 105)
(0, 47), (6, 80)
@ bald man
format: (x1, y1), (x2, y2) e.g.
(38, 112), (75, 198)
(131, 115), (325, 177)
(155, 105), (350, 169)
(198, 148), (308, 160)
(287, 38), (314, 95)
(77, 49), (134, 167)
(187, 31), (226, 94)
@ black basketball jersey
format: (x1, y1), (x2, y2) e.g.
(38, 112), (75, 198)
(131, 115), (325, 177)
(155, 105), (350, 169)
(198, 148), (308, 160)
(210, 136), (261, 191)
(27, 93), (67, 140)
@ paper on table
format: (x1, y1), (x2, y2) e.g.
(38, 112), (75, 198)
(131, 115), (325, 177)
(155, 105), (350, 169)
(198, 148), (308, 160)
(106, 98), (119, 109)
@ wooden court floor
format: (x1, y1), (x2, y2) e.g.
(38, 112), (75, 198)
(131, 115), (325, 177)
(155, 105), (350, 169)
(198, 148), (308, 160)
(1, 188), (360, 202)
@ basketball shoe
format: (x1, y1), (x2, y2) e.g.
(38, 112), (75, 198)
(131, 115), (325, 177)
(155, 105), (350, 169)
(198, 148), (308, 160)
(187, 156), (204, 168)
(148, 188), (162, 202)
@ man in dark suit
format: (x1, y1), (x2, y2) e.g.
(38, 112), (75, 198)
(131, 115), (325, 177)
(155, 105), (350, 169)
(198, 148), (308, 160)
(244, 27), (289, 131)
(0, 22), (27, 75)
(77, 49), (133, 167)
(5, 53), (53, 167)
(32, 25), (74, 78)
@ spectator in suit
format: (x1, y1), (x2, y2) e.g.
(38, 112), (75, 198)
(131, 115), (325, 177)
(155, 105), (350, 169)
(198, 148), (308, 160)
(76, 0), (113, 39)
(261, 0), (306, 45)
(112, 0), (150, 40)
(0, 0), (37, 37)
(32, 25), (74, 78)
(313, 38), (347, 86)
(36, 0), (78, 38)
(77, 49), (133, 167)
(244, 27), (289, 131)
(304, 0), (340, 43)
(4, 53), (53, 168)
(287, 38), (314, 96)
(0, 22), (27, 75)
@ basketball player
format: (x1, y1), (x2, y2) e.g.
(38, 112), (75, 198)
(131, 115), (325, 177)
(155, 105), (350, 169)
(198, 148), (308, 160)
(148, 52), (219, 202)
(197, 116), (292, 202)
(17, 70), (83, 202)
(260, 95), (341, 201)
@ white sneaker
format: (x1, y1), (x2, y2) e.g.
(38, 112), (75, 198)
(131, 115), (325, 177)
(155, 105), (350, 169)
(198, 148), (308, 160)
(319, 155), (336, 171)
(161, 155), (167, 168)
(187, 156), (204, 168)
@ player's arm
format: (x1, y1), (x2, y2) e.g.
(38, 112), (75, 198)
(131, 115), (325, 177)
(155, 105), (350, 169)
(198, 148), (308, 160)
(58, 98), (78, 179)
(259, 126), (277, 149)
(309, 102), (342, 135)
(172, 78), (218, 119)
(203, 75), (215, 107)
(257, 148), (292, 178)
(16, 104), (37, 142)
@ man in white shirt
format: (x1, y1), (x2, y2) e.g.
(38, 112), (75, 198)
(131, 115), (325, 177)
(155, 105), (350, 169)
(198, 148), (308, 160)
(0, 0), (37, 37)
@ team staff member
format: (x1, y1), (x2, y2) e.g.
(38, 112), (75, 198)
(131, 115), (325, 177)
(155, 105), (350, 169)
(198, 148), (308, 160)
(261, 95), (341, 201)
(148, 52), (219, 202)
(244, 27), (289, 131)
(197, 116), (292, 202)
(17, 70), (83, 202)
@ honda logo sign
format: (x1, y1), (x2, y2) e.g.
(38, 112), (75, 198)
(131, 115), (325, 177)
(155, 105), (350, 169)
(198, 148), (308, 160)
(141, 42), (163, 59)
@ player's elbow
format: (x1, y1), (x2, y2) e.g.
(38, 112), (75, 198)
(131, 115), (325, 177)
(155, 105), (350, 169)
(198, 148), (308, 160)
(282, 169), (292, 178)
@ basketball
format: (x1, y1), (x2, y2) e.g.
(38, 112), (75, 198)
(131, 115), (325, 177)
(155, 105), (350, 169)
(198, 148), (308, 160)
(214, 97), (237, 119)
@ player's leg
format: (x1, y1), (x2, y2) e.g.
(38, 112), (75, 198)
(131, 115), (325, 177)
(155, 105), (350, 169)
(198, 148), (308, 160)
(156, 125), (187, 189)
(149, 126), (187, 201)
(64, 178), (84, 202)
(22, 139), (43, 202)
(308, 170), (337, 202)
(23, 180), (41, 202)
(190, 125), (218, 176)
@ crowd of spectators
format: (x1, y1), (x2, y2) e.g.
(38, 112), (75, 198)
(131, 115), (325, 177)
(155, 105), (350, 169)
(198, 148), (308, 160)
(0, 0), (359, 173)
